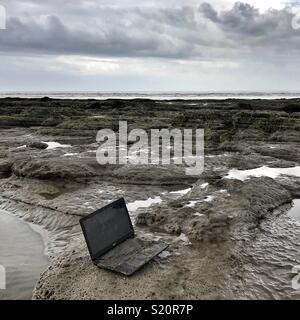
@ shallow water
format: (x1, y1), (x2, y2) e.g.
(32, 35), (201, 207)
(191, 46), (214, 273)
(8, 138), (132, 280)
(0, 210), (49, 300)
(43, 141), (71, 150)
(126, 186), (193, 216)
(127, 197), (163, 213)
(288, 200), (300, 221)
(169, 188), (191, 196)
(225, 166), (300, 181)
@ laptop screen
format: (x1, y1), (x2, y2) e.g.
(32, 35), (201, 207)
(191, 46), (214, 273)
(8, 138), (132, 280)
(80, 198), (134, 260)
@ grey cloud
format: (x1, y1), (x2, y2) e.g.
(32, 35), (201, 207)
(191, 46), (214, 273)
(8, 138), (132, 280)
(0, 6), (201, 59)
(200, 3), (219, 22)
(0, 1), (300, 60)
(200, 2), (295, 36)
(199, 2), (300, 54)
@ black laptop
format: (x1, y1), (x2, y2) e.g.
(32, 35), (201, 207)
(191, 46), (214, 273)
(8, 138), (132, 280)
(80, 198), (168, 276)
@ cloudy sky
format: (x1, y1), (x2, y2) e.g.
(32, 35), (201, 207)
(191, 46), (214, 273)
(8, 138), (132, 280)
(0, 0), (300, 92)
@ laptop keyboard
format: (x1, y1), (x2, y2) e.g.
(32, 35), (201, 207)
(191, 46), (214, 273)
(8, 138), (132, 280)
(96, 238), (168, 275)
(96, 238), (147, 268)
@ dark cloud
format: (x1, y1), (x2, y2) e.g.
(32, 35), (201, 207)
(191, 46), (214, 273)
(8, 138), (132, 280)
(0, 6), (199, 59)
(0, 1), (299, 60)
(0, 16), (159, 57)
(199, 3), (219, 22)
(200, 2), (295, 37)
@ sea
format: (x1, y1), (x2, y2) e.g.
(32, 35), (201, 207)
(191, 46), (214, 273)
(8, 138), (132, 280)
(1, 91), (300, 100)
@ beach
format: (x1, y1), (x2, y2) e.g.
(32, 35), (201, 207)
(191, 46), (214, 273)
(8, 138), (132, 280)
(0, 97), (299, 299)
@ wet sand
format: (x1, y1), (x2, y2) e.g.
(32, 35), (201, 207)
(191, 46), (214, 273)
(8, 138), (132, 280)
(0, 210), (49, 300)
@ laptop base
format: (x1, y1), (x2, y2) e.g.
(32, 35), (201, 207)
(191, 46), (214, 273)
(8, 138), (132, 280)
(94, 238), (168, 276)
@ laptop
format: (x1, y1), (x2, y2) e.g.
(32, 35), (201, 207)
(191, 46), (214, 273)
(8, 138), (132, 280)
(80, 198), (169, 276)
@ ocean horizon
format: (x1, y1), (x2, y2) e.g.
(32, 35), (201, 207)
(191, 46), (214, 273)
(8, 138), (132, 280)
(1, 91), (300, 100)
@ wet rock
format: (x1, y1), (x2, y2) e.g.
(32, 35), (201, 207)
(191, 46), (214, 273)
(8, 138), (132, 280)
(277, 177), (300, 198)
(0, 149), (8, 159)
(228, 153), (269, 170)
(252, 144), (300, 163)
(0, 159), (12, 172)
(110, 165), (197, 185)
(196, 170), (223, 183)
(240, 177), (292, 219)
(236, 129), (267, 140)
(0, 159), (12, 178)
(40, 96), (51, 102)
(137, 177), (292, 242)
(271, 130), (300, 143)
(26, 141), (48, 150)
(12, 157), (96, 180)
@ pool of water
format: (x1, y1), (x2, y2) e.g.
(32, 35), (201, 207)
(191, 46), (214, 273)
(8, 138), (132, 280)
(126, 187), (193, 217)
(288, 200), (300, 221)
(225, 166), (300, 181)
(0, 210), (49, 300)
(127, 196), (163, 213)
(43, 141), (71, 150)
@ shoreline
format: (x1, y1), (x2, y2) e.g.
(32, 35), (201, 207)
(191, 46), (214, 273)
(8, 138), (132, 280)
(2, 209), (50, 256)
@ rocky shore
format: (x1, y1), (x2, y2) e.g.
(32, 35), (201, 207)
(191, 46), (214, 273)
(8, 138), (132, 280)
(0, 97), (299, 299)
